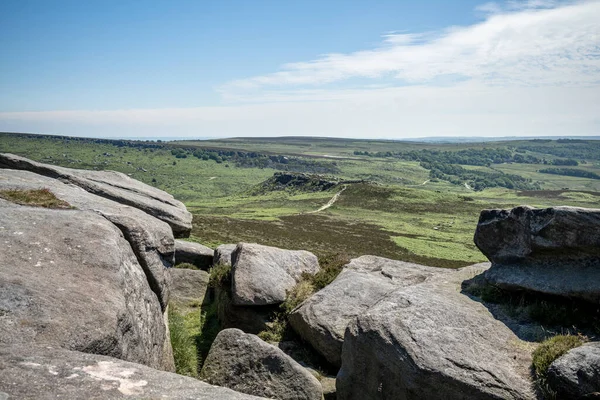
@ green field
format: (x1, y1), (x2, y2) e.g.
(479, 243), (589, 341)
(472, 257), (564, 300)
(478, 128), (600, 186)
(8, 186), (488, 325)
(2, 132), (599, 268)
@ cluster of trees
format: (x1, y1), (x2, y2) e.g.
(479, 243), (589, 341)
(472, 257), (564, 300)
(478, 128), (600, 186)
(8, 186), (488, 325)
(354, 148), (579, 166)
(422, 162), (541, 191)
(539, 168), (600, 180)
(170, 147), (339, 174)
(516, 141), (600, 161)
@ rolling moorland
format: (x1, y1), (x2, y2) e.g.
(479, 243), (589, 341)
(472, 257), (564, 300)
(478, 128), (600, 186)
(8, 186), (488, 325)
(1, 132), (600, 269)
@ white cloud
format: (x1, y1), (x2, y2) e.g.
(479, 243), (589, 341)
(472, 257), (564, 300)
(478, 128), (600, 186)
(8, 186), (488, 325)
(221, 0), (600, 101)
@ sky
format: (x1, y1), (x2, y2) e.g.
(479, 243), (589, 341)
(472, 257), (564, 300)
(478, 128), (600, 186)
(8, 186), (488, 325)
(0, 0), (599, 139)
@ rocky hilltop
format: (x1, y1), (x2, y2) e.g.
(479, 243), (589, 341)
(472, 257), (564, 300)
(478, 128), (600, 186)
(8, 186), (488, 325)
(1, 153), (599, 399)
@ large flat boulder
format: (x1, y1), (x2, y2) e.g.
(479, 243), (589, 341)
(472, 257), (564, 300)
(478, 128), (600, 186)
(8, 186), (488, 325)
(201, 328), (322, 400)
(0, 204), (172, 370)
(175, 239), (214, 269)
(0, 168), (174, 309)
(547, 342), (600, 399)
(474, 206), (600, 303)
(0, 153), (192, 237)
(336, 265), (536, 400)
(231, 243), (319, 306)
(0, 345), (266, 400)
(289, 255), (446, 367)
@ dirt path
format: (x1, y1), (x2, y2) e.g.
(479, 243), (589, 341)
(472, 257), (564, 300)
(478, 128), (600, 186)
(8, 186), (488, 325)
(307, 185), (347, 214)
(421, 179), (430, 185)
(464, 182), (473, 190)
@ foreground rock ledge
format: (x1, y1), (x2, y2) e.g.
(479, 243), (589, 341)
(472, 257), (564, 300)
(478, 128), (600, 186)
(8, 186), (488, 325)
(0, 152), (193, 237)
(337, 265), (536, 400)
(0, 345), (266, 400)
(289, 255), (447, 367)
(474, 205), (600, 303)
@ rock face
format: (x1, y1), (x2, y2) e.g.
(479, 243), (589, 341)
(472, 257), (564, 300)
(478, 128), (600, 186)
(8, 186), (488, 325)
(289, 255), (446, 367)
(0, 152), (192, 237)
(201, 329), (322, 400)
(231, 243), (319, 306)
(474, 206), (600, 303)
(215, 287), (278, 334)
(0, 168), (174, 310)
(214, 243), (237, 265)
(547, 342), (600, 399)
(170, 268), (210, 306)
(336, 264), (536, 400)
(0, 345), (266, 400)
(0, 203), (172, 370)
(175, 239), (214, 269)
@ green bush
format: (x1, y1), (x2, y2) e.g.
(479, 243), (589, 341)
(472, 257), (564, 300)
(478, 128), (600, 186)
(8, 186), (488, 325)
(208, 262), (232, 289)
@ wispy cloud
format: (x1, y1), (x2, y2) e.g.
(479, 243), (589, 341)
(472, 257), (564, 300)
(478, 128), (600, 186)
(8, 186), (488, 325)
(221, 0), (600, 102)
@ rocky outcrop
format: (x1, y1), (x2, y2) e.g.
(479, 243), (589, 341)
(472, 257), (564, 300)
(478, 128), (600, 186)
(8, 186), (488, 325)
(170, 268), (210, 306)
(231, 243), (319, 306)
(214, 243), (237, 265)
(0, 345), (266, 400)
(474, 205), (600, 303)
(201, 329), (322, 400)
(175, 239), (214, 269)
(0, 168), (174, 309)
(336, 264), (536, 400)
(0, 203), (172, 370)
(289, 255), (446, 367)
(215, 287), (278, 334)
(547, 342), (600, 399)
(0, 152), (192, 237)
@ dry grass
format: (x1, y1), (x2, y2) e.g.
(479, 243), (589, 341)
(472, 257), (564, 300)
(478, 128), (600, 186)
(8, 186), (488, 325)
(0, 188), (73, 209)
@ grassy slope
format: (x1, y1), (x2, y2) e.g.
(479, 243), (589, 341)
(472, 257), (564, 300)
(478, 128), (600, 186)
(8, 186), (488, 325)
(2, 132), (599, 268)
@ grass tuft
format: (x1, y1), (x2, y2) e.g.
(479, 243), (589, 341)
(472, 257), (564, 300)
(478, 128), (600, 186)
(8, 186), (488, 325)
(174, 262), (199, 270)
(0, 188), (73, 209)
(532, 334), (587, 398)
(168, 305), (198, 377)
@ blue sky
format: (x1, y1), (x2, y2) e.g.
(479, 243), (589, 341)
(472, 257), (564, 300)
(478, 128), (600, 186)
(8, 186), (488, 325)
(1, 0), (599, 138)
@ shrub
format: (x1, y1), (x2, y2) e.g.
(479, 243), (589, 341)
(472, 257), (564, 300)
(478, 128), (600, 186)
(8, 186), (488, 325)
(281, 280), (316, 314)
(0, 188), (73, 209)
(312, 253), (349, 290)
(208, 262), (231, 289)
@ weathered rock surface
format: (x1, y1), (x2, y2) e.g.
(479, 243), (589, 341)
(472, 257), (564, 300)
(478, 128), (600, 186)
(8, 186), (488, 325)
(175, 239), (214, 269)
(0, 152), (192, 237)
(170, 268), (210, 306)
(0, 168), (174, 309)
(289, 255), (446, 367)
(337, 264), (536, 400)
(215, 287), (277, 334)
(547, 342), (600, 399)
(214, 243), (237, 265)
(0, 204), (172, 370)
(201, 328), (322, 400)
(232, 243), (319, 306)
(0, 345), (266, 400)
(474, 205), (600, 303)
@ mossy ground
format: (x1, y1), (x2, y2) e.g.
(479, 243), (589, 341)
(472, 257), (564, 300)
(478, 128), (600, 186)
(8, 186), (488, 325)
(0, 188), (73, 209)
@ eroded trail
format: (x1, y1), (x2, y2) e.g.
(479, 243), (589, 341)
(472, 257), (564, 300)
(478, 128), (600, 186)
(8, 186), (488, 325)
(307, 185), (347, 214)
